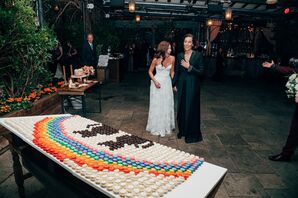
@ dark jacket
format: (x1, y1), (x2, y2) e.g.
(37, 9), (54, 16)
(172, 51), (204, 89)
(82, 41), (97, 67)
(172, 51), (205, 142)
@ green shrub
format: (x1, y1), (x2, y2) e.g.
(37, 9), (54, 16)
(0, 0), (56, 99)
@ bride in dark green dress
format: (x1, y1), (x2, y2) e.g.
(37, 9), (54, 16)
(172, 34), (204, 143)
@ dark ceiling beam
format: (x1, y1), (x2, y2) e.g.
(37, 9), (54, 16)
(231, 0), (297, 7)
(241, 3), (248, 9)
(253, 4), (260, 9)
(124, 2), (281, 15)
(126, 1), (206, 9)
(230, 0), (267, 4)
(230, 2), (236, 7)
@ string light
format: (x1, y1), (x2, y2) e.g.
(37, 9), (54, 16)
(135, 15), (141, 23)
(225, 7), (232, 20)
(129, 0), (136, 13)
(207, 19), (213, 26)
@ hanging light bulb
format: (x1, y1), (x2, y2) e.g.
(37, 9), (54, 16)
(207, 19), (213, 26)
(135, 15), (141, 23)
(129, 0), (136, 13)
(225, 7), (232, 20)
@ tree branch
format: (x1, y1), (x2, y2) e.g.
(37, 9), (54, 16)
(54, 1), (81, 25)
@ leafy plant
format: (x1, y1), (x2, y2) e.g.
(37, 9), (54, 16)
(93, 22), (120, 54)
(0, 0), (56, 99)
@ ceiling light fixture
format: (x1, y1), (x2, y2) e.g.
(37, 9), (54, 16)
(129, 0), (136, 13)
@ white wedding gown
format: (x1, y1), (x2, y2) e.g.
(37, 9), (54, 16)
(146, 64), (175, 137)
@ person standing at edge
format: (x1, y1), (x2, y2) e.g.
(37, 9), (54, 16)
(82, 33), (97, 67)
(263, 60), (298, 161)
(172, 34), (205, 143)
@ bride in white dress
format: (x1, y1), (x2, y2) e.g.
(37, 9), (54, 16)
(146, 41), (175, 137)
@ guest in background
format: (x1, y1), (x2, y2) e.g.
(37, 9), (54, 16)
(262, 60), (298, 161)
(82, 33), (97, 67)
(134, 43), (141, 72)
(213, 47), (225, 82)
(65, 41), (78, 78)
(148, 44), (156, 60)
(141, 41), (148, 68)
(123, 43), (130, 72)
(128, 44), (134, 72)
(50, 41), (63, 81)
(172, 34), (205, 143)
(171, 42), (177, 57)
(194, 40), (203, 53)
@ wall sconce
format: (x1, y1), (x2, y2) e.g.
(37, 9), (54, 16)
(225, 7), (232, 20)
(129, 0), (136, 13)
(135, 15), (141, 23)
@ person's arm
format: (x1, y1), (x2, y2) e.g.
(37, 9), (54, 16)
(71, 48), (77, 56)
(148, 58), (161, 89)
(262, 60), (295, 74)
(181, 52), (204, 76)
(57, 46), (63, 60)
(172, 54), (181, 88)
(170, 56), (175, 79)
(296, 92), (298, 104)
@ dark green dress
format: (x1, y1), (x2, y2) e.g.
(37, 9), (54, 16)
(172, 51), (204, 143)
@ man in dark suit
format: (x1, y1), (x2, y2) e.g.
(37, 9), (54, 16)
(82, 33), (97, 67)
(262, 60), (298, 161)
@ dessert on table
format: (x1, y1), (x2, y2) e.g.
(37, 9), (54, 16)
(2, 115), (204, 198)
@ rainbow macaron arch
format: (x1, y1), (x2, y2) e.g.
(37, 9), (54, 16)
(8, 115), (204, 197)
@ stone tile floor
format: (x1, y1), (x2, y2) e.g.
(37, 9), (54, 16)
(1, 72), (298, 198)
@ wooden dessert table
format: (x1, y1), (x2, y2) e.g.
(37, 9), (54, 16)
(58, 81), (102, 117)
(0, 115), (227, 198)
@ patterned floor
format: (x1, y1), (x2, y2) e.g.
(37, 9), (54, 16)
(1, 72), (298, 198)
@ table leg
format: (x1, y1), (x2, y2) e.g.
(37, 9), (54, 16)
(9, 144), (26, 198)
(61, 96), (65, 114)
(82, 95), (86, 117)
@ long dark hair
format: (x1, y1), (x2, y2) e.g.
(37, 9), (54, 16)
(154, 41), (170, 64)
(183, 33), (194, 51)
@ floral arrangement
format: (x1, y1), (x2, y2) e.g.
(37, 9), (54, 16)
(82, 66), (95, 75)
(0, 84), (58, 114)
(285, 73), (298, 98)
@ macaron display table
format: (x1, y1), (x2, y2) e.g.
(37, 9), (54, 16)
(0, 115), (227, 198)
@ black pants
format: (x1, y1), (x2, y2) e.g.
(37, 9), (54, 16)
(282, 104), (298, 156)
(49, 60), (59, 76)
